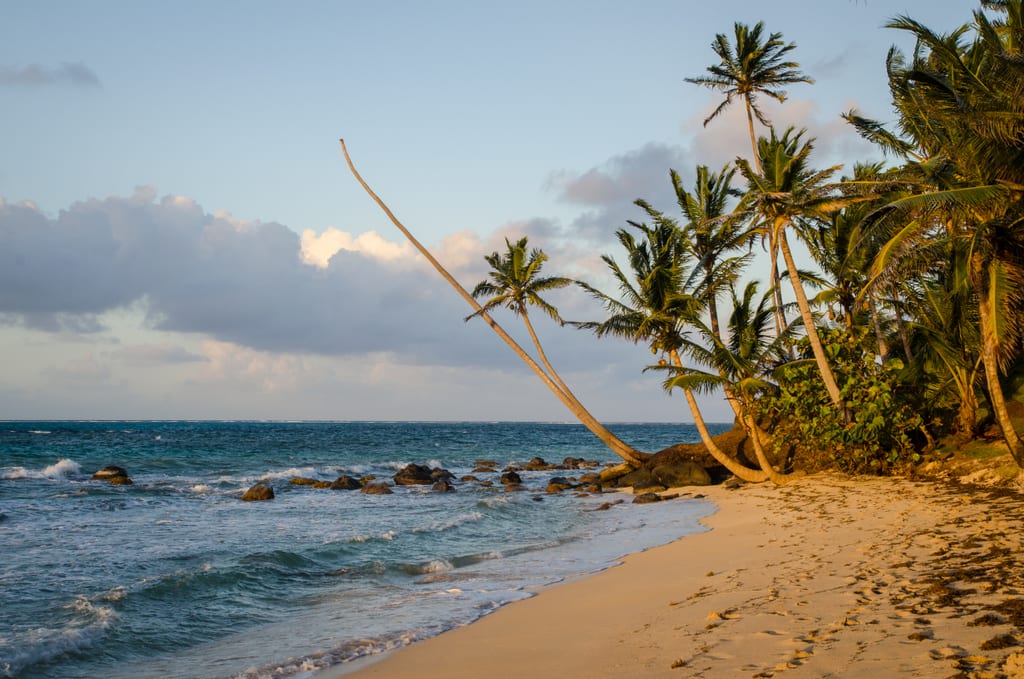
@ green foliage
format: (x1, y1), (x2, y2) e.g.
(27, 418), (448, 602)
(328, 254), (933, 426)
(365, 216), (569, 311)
(754, 329), (924, 474)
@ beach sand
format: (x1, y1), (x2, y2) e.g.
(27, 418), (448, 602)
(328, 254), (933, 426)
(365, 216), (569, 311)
(321, 473), (1024, 678)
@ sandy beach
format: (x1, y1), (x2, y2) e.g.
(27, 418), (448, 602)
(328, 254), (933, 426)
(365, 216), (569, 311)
(322, 473), (1024, 679)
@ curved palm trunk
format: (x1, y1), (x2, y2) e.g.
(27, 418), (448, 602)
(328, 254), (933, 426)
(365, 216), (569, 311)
(777, 229), (844, 408)
(340, 140), (649, 466)
(743, 414), (793, 485)
(975, 263), (1024, 466)
(669, 351), (766, 482)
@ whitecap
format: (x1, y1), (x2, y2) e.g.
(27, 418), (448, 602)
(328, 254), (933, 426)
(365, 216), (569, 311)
(1, 458), (81, 480)
(0, 597), (118, 677)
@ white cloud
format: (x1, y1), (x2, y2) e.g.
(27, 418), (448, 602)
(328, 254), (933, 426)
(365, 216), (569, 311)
(299, 227), (416, 268)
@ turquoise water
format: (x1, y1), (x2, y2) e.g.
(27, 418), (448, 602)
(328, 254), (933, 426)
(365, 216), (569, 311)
(0, 421), (719, 679)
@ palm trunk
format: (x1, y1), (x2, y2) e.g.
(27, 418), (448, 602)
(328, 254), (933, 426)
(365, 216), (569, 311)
(778, 229), (844, 408)
(974, 258), (1024, 466)
(743, 414), (792, 485)
(869, 292), (887, 359)
(744, 98), (762, 175)
(894, 298), (914, 363)
(669, 350), (766, 482)
(341, 140), (650, 466)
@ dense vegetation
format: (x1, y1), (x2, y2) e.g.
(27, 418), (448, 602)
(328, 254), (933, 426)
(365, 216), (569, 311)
(482, 1), (1024, 480)
(346, 1), (1023, 482)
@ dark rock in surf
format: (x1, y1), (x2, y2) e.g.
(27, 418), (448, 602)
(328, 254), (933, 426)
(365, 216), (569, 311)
(109, 476), (134, 486)
(632, 492), (662, 504)
(92, 465), (129, 480)
(503, 483), (527, 492)
(362, 482), (394, 495)
(431, 468), (455, 482)
(312, 481), (332, 489)
(616, 467), (657, 489)
(242, 483), (275, 501)
(545, 477), (574, 493)
(432, 479), (456, 492)
(289, 477), (318, 486)
(524, 457), (551, 471)
(393, 463), (435, 486)
(500, 470), (522, 485)
(330, 475), (362, 491)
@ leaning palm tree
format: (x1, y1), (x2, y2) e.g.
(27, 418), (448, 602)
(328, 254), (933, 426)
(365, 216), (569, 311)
(685, 21), (814, 174)
(667, 281), (799, 484)
(340, 140), (649, 465)
(466, 236), (580, 412)
(576, 218), (768, 482)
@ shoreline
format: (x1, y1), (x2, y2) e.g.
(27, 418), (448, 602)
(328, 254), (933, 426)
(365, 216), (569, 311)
(318, 473), (1024, 678)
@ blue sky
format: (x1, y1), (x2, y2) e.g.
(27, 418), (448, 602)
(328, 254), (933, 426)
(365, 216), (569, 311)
(1, 1), (971, 424)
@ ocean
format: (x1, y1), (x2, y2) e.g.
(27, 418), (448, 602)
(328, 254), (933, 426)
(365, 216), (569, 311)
(0, 421), (720, 679)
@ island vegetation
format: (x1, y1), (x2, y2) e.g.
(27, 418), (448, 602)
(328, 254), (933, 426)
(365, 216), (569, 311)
(343, 0), (1024, 484)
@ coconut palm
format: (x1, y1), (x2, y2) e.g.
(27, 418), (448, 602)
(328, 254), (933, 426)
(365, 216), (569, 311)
(664, 281), (799, 484)
(735, 127), (855, 409)
(685, 21), (814, 174)
(575, 218), (768, 482)
(466, 236), (579, 415)
(847, 2), (1024, 463)
(340, 140), (650, 465)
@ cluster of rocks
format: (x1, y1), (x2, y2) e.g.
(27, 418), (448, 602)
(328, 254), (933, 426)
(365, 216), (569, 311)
(93, 454), (721, 505)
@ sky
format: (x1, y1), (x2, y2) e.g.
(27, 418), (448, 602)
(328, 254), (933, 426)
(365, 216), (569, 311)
(1, 0), (975, 424)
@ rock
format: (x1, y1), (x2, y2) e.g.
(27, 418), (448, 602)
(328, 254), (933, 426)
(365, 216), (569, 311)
(561, 456), (586, 468)
(92, 465), (129, 480)
(524, 457), (551, 471)
(652, 461), (712, 487)
(633, 492), (662, 504)
(289, 477), (318, 486)
(432, 479), (456, 492)
(546, 477), (574, 493)
(577, 472), (602, 485)
(1003, 651), (1024, 679)
(479, 480), (493, 487)
(242, 483), (274, 501)
(503, 483), (528, 492)
(472, 466), (496, 474)
(500, 470), (522, 485)
(330, 475), (362, 490)
(312, 481), (332, 489)
(431, 468), (455, 482)
(109, 476), (134, 486)
(361, 482), (393, 495)
(393, 463), (435, 486)
(722, 476), (745, 490)
(475, 459), (499, 468)
(617, 467), (657, 489)
(461, 475), (480, 482)
(634, 484), (667, 495)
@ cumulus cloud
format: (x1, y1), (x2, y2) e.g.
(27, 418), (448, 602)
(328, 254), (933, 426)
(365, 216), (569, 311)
(0, 62), (101, 88)
(0, 188), (593, 372)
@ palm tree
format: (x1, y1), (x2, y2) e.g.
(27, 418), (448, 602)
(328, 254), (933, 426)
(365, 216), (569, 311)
(847, 2), (1024, 463)
(685, 21), (814, 174)
(340, 140), (650, 466)
(665, 281), (798, 484)
(576, 218), (768, 483)
(466, 236), (580, 416)
(735, 127), (855, 409)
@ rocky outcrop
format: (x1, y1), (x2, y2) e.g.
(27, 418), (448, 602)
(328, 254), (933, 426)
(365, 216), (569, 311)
(393, 464), (454, 486)
(500, 470), (522, 485)
(289, 477), (318, 486)
(361, 482), (393, 495)
(92, 465), (132, 484)
(524, 457), (552, 471)
(652, 461), (712, 488)
(632, 492), (662, 504)
(432, 479), (456, 492)
(242, 483), (274, 501)
(545, 477), (574, 493)
(330, 475), (362, 490)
